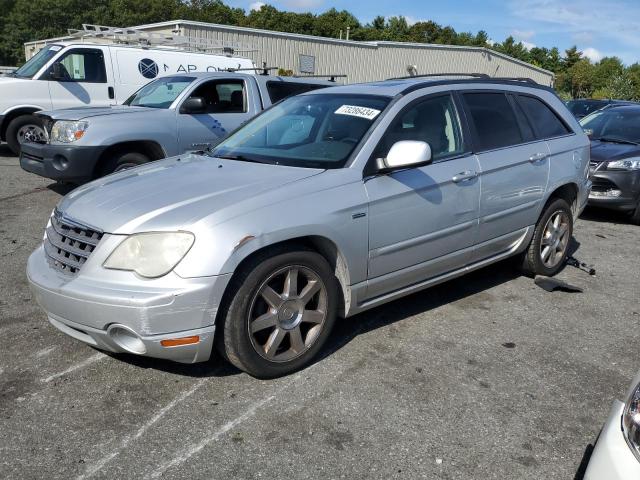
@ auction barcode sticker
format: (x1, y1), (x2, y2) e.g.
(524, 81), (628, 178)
(335, 105), (381, 120)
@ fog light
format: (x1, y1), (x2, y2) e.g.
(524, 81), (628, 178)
(590, 189), (622, 197)
(52, 154), (69, 171)
(107, 325), (146, 354)
(160, 336), (200, 347)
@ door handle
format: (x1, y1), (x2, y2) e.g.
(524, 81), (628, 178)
(529, 152), (547, 163)
(452, 171), (478, 183)
(108, 86), (115, 100)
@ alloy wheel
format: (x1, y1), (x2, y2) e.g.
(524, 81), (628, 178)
(248, 265), (327, 362)
(539, 210), (571, 268)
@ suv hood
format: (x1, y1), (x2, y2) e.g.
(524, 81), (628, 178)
(38, 105), (153, 121)
(57, 154), (324, 234)
(590, 139), (640, 163)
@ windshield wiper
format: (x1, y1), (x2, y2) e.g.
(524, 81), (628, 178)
(595, 136), (640, 146)
(214, 153), (270, 164)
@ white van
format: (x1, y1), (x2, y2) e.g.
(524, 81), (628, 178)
(0, 43), (256, 153)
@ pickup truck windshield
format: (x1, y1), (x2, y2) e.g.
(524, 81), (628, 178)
(13, 44), (63, 79)
(211, 94), (390, 169)
(124, 76), (195, 109)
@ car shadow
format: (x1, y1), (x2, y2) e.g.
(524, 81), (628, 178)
(0, 145), (15, 158)
(580, 206), (633, 225)
(46, 181), (76, 196)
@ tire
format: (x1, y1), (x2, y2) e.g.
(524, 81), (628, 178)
(99, 151), (150, 177)
(216, 248), (338, 379)
(629, 200), (640, 226)
(521, 198), (574, 277)
(6, 114), (46, 154)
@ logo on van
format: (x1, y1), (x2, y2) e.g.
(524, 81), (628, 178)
(138, 59), (159, 79)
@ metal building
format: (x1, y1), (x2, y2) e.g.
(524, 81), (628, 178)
(25, 20), (554, 85)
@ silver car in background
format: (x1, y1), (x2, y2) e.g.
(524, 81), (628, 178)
(27, 76), (591, 378)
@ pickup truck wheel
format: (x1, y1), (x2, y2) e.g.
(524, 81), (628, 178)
(521, 198), (573, 277)
(100, 152), (150, 176)
(6, 115), (46, 154)
(217, 249), (338, 379)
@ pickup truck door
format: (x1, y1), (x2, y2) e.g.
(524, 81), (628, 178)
(176, 78), (259, 152)
(47, 46), (116, 109)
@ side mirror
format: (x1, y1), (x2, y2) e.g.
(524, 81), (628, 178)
(50, 62), (64, 80)
(180, 97), (207, 114)
(376, 140), (432, 172)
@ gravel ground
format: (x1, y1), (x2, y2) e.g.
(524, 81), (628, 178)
(1, 145), (639, 479)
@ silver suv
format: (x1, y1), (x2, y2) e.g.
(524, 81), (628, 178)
(27, 76), (591, 378)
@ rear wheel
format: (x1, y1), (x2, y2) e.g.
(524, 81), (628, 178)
(99, 151), (150, 177)
(521, 198), (573, 276)
(217, 249), (338, 378)
(6, 114), (46, 154)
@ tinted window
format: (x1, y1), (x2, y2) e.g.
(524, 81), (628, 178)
(375, 94), (464, 161)
(188, 80), (245, 113)
(463, 93), (522, 151)
(55, 49), (106, 83)
(518, 95), (570, 139)
(267, 81), (328, 103)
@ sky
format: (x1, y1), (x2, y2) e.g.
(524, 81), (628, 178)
(227, 0), (640, 65)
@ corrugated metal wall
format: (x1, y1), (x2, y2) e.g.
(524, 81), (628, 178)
(24, 21), (554, 85)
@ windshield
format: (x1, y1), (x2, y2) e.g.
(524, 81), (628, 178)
(13, 44), (63, 79)
(211, 94), (390, 169)
(124, 76), (195, 109)
(580, 109), (640, 144)
(566, 99), (608, 117)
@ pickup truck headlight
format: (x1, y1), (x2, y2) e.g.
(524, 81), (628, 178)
(608, 158), (640, 171)
(50, 120), (89, 143)
(103, 232), (195, 278)
(623, 380), (640, 462)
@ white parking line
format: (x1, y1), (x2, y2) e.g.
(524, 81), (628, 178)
(41, 353), (106, 383)
(77, 378), (208, 480)
(146, 395), (276, 479)
(35, 346), (57, 358)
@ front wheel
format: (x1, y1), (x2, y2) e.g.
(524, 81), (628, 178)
(521, 198), (573, 276)
(6, 114), (46, 154)
(99, 151), (150, 177)
(217, 249), (338, 378)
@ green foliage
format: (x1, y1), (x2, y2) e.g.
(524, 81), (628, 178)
(0, 0), (637, 100)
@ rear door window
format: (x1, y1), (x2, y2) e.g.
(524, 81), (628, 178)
(463, 92), (523, 151)
(517, 95), (571, 139)
(266, 82), (328, 103)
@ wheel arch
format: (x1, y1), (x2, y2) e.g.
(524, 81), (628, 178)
(92, 140), (166, 178)
(216, 235), (353, 326)
(544, 182), (579, 217)
(1, 106), (42, 141)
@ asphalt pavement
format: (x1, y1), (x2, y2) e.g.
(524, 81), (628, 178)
(1, 145), (639, 479)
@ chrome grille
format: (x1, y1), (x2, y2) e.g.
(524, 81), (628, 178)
(44, 210), (103, 275)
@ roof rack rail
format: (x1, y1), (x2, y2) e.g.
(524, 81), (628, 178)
(388, 72), (490, 80)
(495, 77), (538, 85)
(67, 24), (257, 55)
(292, 74), (347, 82)
(227, 63), (277, 75)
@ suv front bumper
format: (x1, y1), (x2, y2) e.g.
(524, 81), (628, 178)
(20, 142), (107, 183)
(27, 244), (232, 364)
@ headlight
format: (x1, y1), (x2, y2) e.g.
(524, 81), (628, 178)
(50, 120), (89, 143)
(103, 232), (194, 278)
(608, 158), (640, 171)
(623, 380), (640, 462)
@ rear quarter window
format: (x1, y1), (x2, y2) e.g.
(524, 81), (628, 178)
(463, 92), (523, 151)
(266, 81), (328, 103)
(517, 95), (571, 139)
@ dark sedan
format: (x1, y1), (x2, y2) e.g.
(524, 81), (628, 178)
(580, 105), (640, 224)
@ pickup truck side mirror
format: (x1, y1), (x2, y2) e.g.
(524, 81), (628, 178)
(376, 140), (432, 173)
(180, 97), (207, 114)
(50, 62), (64, 81)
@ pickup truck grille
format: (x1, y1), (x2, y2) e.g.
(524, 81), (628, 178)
(44, 210), (103, 275)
